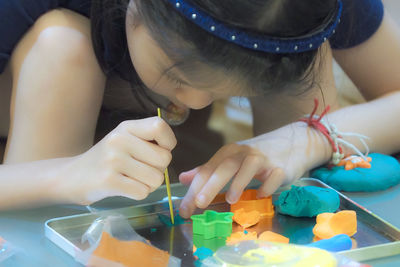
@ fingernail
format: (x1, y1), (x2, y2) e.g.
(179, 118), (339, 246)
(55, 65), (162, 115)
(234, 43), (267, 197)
(256, 191), (266, 199)
(196, 194), (206, 207)
(226, 193), (237, 204)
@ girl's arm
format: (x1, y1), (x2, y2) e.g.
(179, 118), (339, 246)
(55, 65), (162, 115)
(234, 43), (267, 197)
(0, 157), (74, 209)
(0, 117), (177, 210)
(325, 8), (400, 155)
(333, 9), (400, 100)
(179, 93), (400, 218)
(0, 9), (177, 210)
(179, 11), (400, 218)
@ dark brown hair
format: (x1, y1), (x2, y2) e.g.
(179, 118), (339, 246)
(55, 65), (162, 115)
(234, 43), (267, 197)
(91, 0), (336, 108)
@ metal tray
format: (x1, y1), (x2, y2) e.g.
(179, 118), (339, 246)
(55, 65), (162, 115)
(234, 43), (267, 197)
(45, 178), (400, 266)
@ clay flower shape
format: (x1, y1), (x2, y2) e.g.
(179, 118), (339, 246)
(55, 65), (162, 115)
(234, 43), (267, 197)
(313, 210), (357, 239)
(337, 155), (372, 170)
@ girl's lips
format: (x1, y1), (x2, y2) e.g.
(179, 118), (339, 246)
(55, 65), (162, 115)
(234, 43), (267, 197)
(170, 100), (189, 111)
(162, 102), (190, 126)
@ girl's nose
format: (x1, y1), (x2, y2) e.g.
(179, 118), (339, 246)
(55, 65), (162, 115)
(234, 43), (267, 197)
(175, 87), (213, 109)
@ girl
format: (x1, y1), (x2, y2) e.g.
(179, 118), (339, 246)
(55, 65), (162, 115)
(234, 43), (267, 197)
(0, 0), (399, 217)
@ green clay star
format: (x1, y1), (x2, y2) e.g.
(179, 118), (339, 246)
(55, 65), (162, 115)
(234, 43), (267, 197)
(191, 210), (234, 239)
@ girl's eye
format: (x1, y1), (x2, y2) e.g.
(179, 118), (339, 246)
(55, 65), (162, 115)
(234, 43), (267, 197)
(167, 76), (183, 89)
(174, 80), (183, 89)
(174, 80), (182, 89)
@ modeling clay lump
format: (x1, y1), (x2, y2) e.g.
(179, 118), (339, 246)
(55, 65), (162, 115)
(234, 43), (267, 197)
(226, 231), (258, 245)
(307, 234), (353, 252)
(313, 210), (357, 239)
(158, 213), (188, 227)
(193, 247), (214, 260)
(337, 155), (372, 170)
(276, 185), (340, 217)
(232, 208), (261, 228)
(226, 230), (289, 245)
(231, 189), (274, 217)
(90, 232), (170, 267)
(312, 153), (400, 192)
(258, 231), (289, 243)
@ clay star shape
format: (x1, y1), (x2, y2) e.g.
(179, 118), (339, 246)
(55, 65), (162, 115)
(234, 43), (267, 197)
(191, 210), (234, 239)
(338, 155), (372, 170)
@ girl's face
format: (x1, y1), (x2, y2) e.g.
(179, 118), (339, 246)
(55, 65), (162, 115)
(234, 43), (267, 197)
(126, 10), (243, 110)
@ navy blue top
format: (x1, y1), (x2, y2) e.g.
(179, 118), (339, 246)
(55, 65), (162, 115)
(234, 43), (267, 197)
(0, 0), (384, 74)
(0, 0), (90, 73)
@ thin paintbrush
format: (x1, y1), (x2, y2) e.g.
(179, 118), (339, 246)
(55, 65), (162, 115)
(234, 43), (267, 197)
(157, 108), (175, 225)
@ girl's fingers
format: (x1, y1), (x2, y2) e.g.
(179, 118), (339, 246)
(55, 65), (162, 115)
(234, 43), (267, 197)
(179, 166), (214, 218)
(107, 174), (152, 201)
(116, 155), (164, 191)
(226, 155), (264, 204)
(119, 132), (172, 171)
(205, 144), (246, 167)
(179, 167), (200, 185)
(257, 168), (286, 198)
(179, 144), (259, 218)
(124, 117), (177, 151)
(179, 149), (232, 218)
(196, 158), (241, 209)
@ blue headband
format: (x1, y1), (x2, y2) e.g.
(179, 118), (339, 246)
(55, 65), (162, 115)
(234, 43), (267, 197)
(166, 0), (343, 54)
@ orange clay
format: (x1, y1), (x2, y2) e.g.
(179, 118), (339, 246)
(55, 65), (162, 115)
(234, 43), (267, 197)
(313, 210), (357, 240)
(232, 208), (261, 228)
(90, 232), (170, 267)
(351, 237), (358, 249)
(226, 231), (257, 245)
(211, 192), (227, 204)
(258, 231), (289, 243)
(231, 189), (274, 217)
(192, 245), (198, 260)
(337, 156), (372, 170)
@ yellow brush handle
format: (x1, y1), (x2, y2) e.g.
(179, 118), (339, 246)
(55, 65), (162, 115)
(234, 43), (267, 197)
(158, 108), (175, 225)
(164, 169), (175, 224)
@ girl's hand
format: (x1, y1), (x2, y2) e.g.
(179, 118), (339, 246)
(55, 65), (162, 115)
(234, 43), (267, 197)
(57, 117), (177, 205)
(179, 122), (331, 218)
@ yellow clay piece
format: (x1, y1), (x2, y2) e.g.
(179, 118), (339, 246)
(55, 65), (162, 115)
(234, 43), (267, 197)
(242, 244), (336, 267)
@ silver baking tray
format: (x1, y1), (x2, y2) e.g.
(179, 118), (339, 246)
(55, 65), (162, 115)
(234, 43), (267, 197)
(45, 178), (400, 266)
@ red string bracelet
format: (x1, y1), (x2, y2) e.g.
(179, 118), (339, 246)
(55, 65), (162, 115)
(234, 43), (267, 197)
(299, 99), (344, 164)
